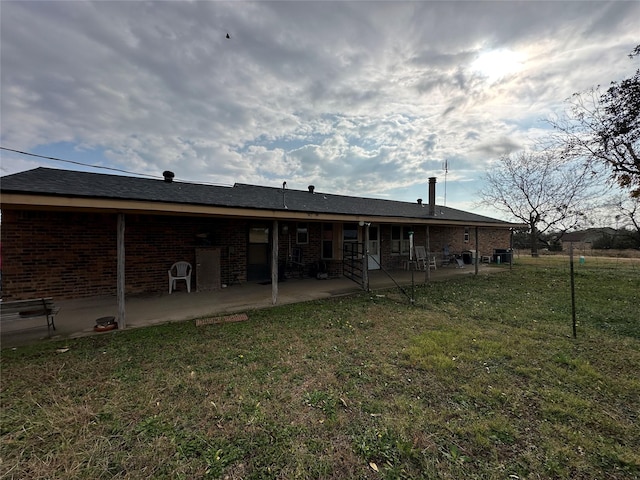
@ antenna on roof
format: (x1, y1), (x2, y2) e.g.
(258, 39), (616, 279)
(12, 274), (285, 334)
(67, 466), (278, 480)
(443, 159), (449, 206)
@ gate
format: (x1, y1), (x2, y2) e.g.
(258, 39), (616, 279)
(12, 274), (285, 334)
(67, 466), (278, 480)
(343, 241), (415, 302)
(343, 242), (364, 284)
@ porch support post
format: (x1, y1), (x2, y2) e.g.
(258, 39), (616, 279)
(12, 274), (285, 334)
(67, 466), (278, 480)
(475, 226), (479, 275)
(426, 225), (431, 282)
(271, 220), (279, 305)
(117, 213), (126, 329)
(362, 223), (369, 292)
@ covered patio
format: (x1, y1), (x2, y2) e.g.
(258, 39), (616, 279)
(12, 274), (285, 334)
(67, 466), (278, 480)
(1, 265), (500, 348)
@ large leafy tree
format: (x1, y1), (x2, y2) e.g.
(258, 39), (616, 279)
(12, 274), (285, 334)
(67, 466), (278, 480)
(478, 150), (601, 256)
(550, 45), (640, 197)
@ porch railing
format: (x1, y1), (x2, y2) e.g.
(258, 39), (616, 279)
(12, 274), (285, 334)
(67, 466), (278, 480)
(342, 241), (420, 303)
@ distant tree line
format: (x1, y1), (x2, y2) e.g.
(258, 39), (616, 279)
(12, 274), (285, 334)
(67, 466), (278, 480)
(591, 229), (640, 250)
(511, 228), (640, 252)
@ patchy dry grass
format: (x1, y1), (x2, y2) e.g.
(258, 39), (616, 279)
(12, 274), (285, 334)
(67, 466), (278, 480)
(1, 260), (639, 479)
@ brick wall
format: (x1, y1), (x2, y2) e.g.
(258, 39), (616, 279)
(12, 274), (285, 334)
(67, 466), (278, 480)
(1, 210), (118, 300)
(425, 226), (510, 258)
(1, 210), (252, 300)
(1, 210), (513, 300)
(377, 224), (511, 267)
(109, 215), (251, 293)
(276, 221), (333, 278)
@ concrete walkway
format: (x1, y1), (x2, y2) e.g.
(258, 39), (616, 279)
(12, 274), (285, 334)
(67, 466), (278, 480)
(1, 264), (498, 348)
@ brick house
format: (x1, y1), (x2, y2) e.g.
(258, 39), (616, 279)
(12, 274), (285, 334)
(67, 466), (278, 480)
(560, 228), (618, 252)
(1, 168), (518, 301)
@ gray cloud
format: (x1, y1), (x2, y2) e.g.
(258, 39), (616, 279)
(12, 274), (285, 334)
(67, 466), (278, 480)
(1, 0), (638, 215)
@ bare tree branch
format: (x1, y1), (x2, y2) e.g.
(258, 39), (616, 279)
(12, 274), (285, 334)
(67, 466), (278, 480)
(477, 150), (603, 256)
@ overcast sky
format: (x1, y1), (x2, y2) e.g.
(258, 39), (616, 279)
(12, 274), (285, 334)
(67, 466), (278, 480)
(1, 1), (638, 220)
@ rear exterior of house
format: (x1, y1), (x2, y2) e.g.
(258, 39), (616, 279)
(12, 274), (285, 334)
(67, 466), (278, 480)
(1, 168), (515, 301)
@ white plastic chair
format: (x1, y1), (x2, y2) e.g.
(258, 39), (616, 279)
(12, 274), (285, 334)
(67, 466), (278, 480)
(168, 261), (192, 294)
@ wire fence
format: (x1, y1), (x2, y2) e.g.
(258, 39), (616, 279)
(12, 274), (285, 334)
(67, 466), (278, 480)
(511, 249), (640, 275)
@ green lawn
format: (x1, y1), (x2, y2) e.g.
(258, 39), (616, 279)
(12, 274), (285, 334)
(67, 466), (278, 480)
(2, 259), (639, 479)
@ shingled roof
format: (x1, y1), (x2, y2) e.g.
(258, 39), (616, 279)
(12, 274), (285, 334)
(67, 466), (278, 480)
(1, 167), (514, 225)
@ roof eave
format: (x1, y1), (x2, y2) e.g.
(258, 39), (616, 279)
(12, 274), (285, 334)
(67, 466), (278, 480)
(1, 192), (522, 228)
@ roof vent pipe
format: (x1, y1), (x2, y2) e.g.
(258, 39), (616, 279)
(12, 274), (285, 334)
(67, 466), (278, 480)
(163, 171), (175, 183)
(417, 198), (423, 205)
(282, 181), (287, 208)
(308, 185), (315, 194)
(428, 177), (436, 216)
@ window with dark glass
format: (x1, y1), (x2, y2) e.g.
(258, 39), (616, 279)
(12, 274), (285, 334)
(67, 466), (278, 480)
(392, 226), (412, 255)
(392, 226), (401, 254)
(322, 223), (334, 259)
(343, 223), (358, 243)
(296, 222), (308, 244)
(342, 223), (359, 258)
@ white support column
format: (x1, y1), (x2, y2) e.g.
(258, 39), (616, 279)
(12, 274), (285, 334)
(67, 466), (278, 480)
(117, 213), (126, 329)
(362, 223), (369, 291)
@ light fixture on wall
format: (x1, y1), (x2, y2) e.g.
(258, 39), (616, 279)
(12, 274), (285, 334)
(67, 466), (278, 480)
(281, 224), (289, 235)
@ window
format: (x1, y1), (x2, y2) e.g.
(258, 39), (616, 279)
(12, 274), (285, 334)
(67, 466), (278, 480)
(296, 222), (308, 244)
(342, 223), (359, 258)
(343, 223), (358, 243)
(391, 226), (412, 255)
(391, 226), (401, 254)
(464, 227), (470, 243)
(322, 223), (334, 259)
(403, 228), (411, 255)
(249, 226), (269, 243)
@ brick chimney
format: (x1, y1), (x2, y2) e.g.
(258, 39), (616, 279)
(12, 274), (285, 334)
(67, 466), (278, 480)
(428, 177), (436, 216)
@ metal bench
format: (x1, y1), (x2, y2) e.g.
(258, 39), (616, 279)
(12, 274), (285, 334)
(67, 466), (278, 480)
(0, 297), (59, 337)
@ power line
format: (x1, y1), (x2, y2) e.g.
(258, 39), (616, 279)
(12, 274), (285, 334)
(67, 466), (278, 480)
(1, 146), (160, 179)
(0, 146), (233, 186)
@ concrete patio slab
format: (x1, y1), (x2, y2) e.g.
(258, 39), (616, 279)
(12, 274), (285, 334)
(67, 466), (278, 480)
(1, 264), (499, 348)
